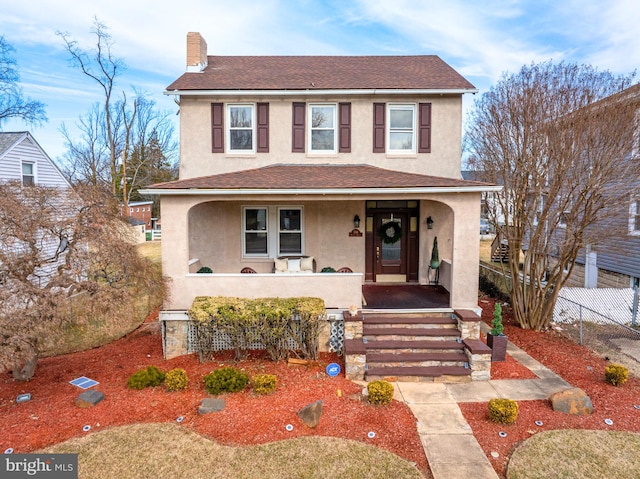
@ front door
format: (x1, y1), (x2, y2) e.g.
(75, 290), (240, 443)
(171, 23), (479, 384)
(373, 212), (408, 281)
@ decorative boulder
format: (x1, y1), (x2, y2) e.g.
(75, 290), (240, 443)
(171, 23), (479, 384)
(549, 387), (593, 415)
(198, 398), (226, 415)
(298, 400), (323, 428)
(75, 390), (105, 408)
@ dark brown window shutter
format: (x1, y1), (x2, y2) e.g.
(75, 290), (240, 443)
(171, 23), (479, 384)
(211, 103), (224, 153)
(257, 102), (269, 152)
(373, 103), (385, 153)
(418, 102), (432, 153)
(338, 102), (351, 153)
(292, 102), (305, 152)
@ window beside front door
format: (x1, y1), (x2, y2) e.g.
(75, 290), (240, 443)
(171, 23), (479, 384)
(22, 161), (35, 186)
(243, 206), (303, 257)
(244, 207), (268, 256)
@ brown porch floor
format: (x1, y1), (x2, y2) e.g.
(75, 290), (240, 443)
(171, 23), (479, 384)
(362, 284), (450, 309)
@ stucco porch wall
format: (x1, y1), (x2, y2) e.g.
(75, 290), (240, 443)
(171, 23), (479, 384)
(165, 272), (364, 310)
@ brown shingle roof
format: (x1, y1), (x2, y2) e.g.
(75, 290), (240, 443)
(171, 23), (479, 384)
(167, 56), (475, 91)
(146, 164), (489, 191)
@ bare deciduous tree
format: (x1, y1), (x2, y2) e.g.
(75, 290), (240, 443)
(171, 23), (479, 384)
(0, 183), (165, 380)
(0, 36), (47, 126)
(466, 61), (640, 330)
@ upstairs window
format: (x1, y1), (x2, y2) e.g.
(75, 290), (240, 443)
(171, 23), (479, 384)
(22, 162), (35, 186)
(227, 104), (255, 153)
(212, 103), (269, 154)
(309, 104), (336, 153)
(373, 102), (431, 154)
(388, 104), (415, 152)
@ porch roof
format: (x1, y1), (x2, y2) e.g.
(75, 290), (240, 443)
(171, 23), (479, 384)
(141, 164), (501, 196)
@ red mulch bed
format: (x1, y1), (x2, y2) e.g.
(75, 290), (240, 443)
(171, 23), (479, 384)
(3, 299), (640, 479)
(463, 296), (640, 478)
(0, 311), (429, 476)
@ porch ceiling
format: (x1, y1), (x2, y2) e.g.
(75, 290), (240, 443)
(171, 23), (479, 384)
(142, 164), (500, 196)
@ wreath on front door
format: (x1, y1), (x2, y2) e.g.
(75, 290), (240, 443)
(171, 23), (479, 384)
(378, 221), (402, 244)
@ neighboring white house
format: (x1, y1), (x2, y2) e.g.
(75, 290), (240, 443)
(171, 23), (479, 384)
(0, 131), (73, 285)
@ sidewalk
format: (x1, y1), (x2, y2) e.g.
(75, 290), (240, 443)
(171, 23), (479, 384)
(392, 326), (572, 479)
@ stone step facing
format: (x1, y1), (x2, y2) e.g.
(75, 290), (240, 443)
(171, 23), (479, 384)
(361, 311), (471, 382)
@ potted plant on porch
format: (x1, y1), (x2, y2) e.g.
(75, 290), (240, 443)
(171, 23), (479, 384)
(486, 303), (508, 361)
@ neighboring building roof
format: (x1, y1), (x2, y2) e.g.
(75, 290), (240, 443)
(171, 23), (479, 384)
(0, 132), (29, 157)
(167, 55), (476, 92)
(143, 164), (497, 195)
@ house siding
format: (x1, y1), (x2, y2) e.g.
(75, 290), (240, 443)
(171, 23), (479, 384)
(0, 134), (70, 188)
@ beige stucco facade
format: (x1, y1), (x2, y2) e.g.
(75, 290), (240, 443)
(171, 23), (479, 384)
(176, 94), (464, 180)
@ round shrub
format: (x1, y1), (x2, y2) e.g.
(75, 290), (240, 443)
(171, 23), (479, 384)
(367, 380), (394, 406)
(605, 363), (628, 386)
(197, 266), (213, 273)
(488, 398), (519, 424)
(252, 374), (277, 395)
(204, 367), (249, 395)
(126, 366), (166, 390)
(165, 368), (189, 391)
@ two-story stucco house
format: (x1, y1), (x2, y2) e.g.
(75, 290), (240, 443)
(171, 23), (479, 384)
(143, 33), (500, 380)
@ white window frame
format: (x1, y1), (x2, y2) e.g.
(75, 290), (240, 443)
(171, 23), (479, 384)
(630, 197), (640, 236)
(387, 103), (416, 154)
(277, 207), (304, 256)
(242, 206), (304, 258)
(21, 161), (35, 186)
(226, 103), (256, 154)
(308, 103), (337, 154)
(243, 206), (269, 257)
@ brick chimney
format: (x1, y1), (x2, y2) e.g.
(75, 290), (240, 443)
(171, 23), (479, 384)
(186, 32), (208, 72)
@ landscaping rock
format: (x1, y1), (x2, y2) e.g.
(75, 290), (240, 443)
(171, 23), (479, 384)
(75, 390), (105, 408)
(198, 398), (226, 415)
(549, 387), (593, 415)
(298, 400), (322, 428)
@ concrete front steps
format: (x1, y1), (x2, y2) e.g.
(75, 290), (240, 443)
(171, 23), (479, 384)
(362, 312), (472, 382)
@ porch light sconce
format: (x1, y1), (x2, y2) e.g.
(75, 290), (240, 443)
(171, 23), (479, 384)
(426, 216), (434, 229)
(353, 215), (361, 229)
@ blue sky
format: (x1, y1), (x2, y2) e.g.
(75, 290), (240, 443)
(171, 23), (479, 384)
(2, 0), (639, 161)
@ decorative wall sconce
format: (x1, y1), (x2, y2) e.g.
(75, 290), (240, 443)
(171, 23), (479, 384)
(353, 215), (361, 229)
(426, 216), (434, 229)
(349, 214), (363, 237)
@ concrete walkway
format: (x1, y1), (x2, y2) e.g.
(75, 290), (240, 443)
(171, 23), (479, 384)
(392, 327), (573, 479)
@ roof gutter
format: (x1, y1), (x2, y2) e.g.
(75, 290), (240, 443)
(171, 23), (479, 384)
(164, 88), (479, 97)
(139, 185), (502, 196)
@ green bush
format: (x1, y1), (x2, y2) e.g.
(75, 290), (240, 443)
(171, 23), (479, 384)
(321, 267), (336, 273)
(367, 380), (394, 406)
(605, 363), (628, 386)
(488, 398), (518, 424)
(164, 368), (189, 391)
(204, 367), (249, 395)
(196, 266), (213, 273)
(252, 374), (277, 395)
(127, 366), (166, 390)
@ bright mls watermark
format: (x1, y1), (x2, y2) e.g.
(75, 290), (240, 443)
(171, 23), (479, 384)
(2, 454), (78, 478)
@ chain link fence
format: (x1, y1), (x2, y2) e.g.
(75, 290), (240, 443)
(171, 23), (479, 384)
(553, 288), (640, 375)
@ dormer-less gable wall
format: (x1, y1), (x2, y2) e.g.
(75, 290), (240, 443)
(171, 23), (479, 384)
(177, 93), (464, 180)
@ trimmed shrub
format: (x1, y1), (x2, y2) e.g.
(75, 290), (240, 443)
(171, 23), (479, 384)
(164, 368), (189, 391)
(605, 363), (628, 386)
(204, 367), (249, 395)
(197, 266), (213, 273)
(127, 366), (166, 390)
(253, 374), (277, 395)
(488, 398), (519, 424)
(367, 380), (394, 406)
